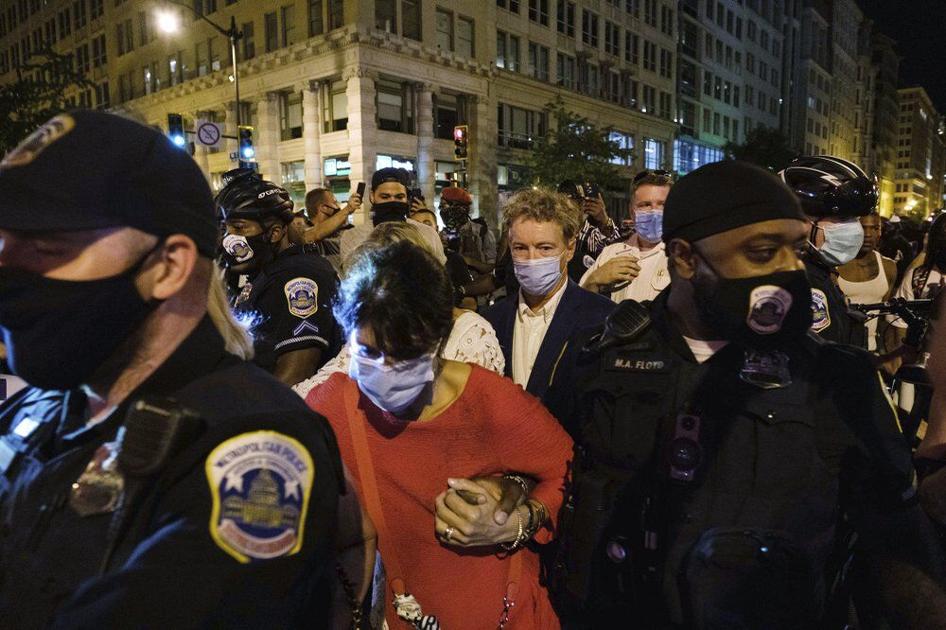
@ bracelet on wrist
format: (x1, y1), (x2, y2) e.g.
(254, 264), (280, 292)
(499, 505), (526, 552)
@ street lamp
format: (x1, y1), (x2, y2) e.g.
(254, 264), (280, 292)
(155, 2), (244, 129)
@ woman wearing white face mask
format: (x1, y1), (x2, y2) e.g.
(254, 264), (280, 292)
(306, 241), (572, 630)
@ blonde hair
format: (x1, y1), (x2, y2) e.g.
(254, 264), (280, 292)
(502, 187), (582, 242)
(207, 268), (254, 360)
(367, 222), (438, 259)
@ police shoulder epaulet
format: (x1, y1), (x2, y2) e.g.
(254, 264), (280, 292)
(205, 430), (315, 563)
(583, 299), (652, 354)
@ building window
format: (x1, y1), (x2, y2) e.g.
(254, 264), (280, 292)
(309, 0), (323, 35)
(642, 84), (655, 113)
(323, 80), (347, 132)
(328, 0), (343, 29)
(625, 32), (638, 65)
(281, 5), (296, 46)
(138, 11), (151, 47)
(95, 80), (109, 109)
(402, 0), (420, 40)
(528, 42), (549, 81)
(643, 41), (656, 72)
(529, 0), (549, 26)
(90, 0), (103, 19)
(581, 10), (598, 47)
(659, 92), (671, 120)
(375, 0), (396, 32)
(91, 34), (107, 68)
(556, 52), (575, 89)
(436, 8), (452, 51)
(167, 51), (182, 85)
(556, 0), (575, 37)
(456, 16), (474, 58)
(659, 4), (672, 36)
(143, 63), (155, 95)
(496, 31), (519, 71)
(209, 37), (220, 71)
(644, 0), (656, 26)
(497, 0), (521, 13)
(242, 22), (255, 59)
(604, 21), (619, 56)
(75, 43), (90, 74)
(264, 12), (277, 52)
(376, 78), (415, 134)
(196, 39), (207, 75)
(434, 92), (462, 139)
(659, 48), (672, 78)
(279, 91), (303, 140)
(497, 103), (546, 149)
(74, 0), (87, 29)
(643, 137), (664, 169)
(609, 130), (634, 165)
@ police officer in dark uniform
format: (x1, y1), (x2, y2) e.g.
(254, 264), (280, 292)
(0, 111), (362, 627)
(217, 175), (340, 386)
(552, 161), (946, 629)
(779, 155), (877, 347)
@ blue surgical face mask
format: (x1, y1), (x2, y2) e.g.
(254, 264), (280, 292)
(513, 253), (564, 297)
(634, 209), (663, 243)
(348, 341), (436, 415)
(818, 219), (865, 266)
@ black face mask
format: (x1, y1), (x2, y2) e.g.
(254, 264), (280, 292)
(691, 251), (813, 350)
(0, 247), (159, 390)
(934, 251), (946, 272)
(372, 201), (409, 227)
(441, 206), (470, 232)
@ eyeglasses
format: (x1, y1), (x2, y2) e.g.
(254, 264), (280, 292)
(633, 169), (674, 184)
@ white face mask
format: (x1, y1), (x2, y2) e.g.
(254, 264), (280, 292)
(348, 337), (436, 415)
(513, 254), (564, 297)
(818, 220), (865, 266)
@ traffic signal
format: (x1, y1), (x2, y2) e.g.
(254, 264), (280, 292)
(453, 125), (468, 160)
(238, 126), (255, 160)
(167, 113), (185, 148)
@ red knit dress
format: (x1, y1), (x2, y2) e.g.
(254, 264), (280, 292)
(307, 366), (573, 630)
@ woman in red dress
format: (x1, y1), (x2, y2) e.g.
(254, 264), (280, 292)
(308, 240), (572, 629)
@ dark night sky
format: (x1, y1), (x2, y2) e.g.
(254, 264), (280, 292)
(858, 0), (946, 113)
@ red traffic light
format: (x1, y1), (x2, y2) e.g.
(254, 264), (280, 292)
(453, 125), (468, 142)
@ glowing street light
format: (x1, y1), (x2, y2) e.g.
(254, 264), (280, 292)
(155, 10), (180, 34)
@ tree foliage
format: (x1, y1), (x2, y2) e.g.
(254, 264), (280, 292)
(0, 49), (93, 155)
(724, 125), (797, 172)
(526, 98), (634, 188)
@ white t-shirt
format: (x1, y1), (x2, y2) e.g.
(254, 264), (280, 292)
(338, 218), (446, 271)
(682, 336), (729, 364)
(511, 280), (568, 387)
(580, 240), (670, 303)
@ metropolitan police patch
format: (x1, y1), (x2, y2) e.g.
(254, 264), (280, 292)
(810, 288), (831, 332)
(284, 277), (319, 318)
(206, 431), (314, 563)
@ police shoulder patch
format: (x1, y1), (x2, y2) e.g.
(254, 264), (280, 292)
(810, 288), (831, 332)
(284, 277), (319, 318)
(206, 431), (315, 563)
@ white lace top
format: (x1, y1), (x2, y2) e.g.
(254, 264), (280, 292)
(293, 310), (506, 398)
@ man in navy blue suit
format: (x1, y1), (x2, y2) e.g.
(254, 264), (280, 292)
(484, 187), (615, 432)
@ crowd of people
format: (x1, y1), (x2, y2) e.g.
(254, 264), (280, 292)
(1, 110), (946, 629)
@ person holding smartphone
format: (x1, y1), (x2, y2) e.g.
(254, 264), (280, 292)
(294, 183), (365, 272)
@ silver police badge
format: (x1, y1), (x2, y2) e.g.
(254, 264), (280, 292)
(69, 432), (125, 517)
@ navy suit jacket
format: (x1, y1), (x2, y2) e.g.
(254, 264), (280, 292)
(484, 280), (615, 417)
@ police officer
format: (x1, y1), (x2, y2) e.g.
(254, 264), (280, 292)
(0, 111), (359, 627)
(779, 155), (876, 347)
(553, 161), (946, 628)
(217, 175), (340, 386)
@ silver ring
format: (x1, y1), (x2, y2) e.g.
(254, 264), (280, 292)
(443, 526), (455, 542)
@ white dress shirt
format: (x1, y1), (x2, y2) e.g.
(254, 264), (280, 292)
(580, 239), (669, 303)
(512, 279), (568, 387)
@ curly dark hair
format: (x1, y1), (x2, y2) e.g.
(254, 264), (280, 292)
(333, 240), (454, 360)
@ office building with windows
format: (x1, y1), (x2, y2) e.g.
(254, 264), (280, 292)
(0, 0), (677, 225)
(894, 87), (945, 218)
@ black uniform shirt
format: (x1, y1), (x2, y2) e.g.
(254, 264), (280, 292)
(565, 292), (931, 626)
(235, 245), (339, 373)
(0, 317), (343, 628)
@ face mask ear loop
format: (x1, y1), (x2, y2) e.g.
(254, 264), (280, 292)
(808, 221), (821, 249)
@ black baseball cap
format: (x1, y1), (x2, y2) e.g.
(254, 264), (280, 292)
(0, 109), (218, 257)
(371, 167), (411, 190)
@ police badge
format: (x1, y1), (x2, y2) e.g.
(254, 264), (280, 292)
(284, 277), (319, 318)
(205, 431), (314, 562)
(810, 289), (831, 332)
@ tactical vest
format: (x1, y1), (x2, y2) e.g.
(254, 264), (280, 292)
(552, 312), (851, 629)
